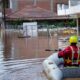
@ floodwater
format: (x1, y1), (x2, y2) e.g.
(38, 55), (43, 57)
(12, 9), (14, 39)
(0, 29), (80, 80)
(0, 58), (48, 80)
(0, 29), (53, 80)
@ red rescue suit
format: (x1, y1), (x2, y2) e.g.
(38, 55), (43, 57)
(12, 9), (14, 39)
(58, 45), (80, 66)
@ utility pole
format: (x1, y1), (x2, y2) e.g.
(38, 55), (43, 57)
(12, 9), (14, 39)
(76, 17), (79, 37)
(50, 0), (54, 16)
(33, 0), (37, 6)
(2, 0), (6, 28)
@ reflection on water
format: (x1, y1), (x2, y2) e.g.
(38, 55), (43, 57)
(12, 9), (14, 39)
(0, 29), (48, 80)
(0, 29), (4, 62)
(0, 29), (12, 61)
(3, 30), (15, 61)
(0, 40), (4, 61)
(0, 29), (53, 61)
(0, 29), (80, 80)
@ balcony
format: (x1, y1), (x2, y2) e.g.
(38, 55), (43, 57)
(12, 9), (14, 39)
(57, 1), (80, 16)
(69, 0), (80, 7)
(58, 4), (80, 16)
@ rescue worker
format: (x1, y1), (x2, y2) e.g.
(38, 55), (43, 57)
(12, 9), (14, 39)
(58, 35), (80, 67)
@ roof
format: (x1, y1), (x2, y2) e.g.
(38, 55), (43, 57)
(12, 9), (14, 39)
(6, 5), (69, 20)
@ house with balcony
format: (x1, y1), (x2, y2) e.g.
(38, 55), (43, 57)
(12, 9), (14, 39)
(4, 0), (68, 21)
(57, 0), (80, 17)
(57, 0), (80, 34)
(2, 0), (76, 29)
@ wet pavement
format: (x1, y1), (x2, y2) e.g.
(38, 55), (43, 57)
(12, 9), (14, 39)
(0, 29), (80, 80)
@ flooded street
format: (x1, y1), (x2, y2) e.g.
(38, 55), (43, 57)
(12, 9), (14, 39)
(0, 29), (52, 80)
(0, 29), (80, 80)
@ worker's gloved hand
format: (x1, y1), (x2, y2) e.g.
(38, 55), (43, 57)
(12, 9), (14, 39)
(58, 49), (63, 58)
(54, 49), (62, 52)
(58, 49), (62, 51)
(54, 49), (58, 51)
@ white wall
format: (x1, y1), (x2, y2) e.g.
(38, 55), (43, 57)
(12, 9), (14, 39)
(57, 0), (80, 16)
(0, 12), (2, 18)
(57, 4), (68, 15)
(9, 0), (18, 11)
(58, 4), (80, 16)
(69, 0), (80, 7)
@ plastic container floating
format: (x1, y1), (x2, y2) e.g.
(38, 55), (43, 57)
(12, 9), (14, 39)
(42, 52), (80, 80)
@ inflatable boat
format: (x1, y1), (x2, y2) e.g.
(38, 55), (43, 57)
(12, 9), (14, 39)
(43, 52), (80, 80)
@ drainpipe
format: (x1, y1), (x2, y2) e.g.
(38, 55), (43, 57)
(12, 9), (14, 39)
(9, 0), (18, 11)
(50, 0), (54, 16)
(33, 0), (37, 6)
(69, 0), (71, 8)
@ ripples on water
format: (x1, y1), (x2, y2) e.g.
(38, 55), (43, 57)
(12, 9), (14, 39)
(0, 30), (47, 80)
(0, 30), (79, 80)
(0, 58), (48, 80)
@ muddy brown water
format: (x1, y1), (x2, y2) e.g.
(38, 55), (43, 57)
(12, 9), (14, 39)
(0, 29), (80, 80)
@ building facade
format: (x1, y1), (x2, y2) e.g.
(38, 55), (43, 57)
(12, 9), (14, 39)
(4, 0), (68, 20)
(57, 0), (80, 35)
(58, 0), (80, 17)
